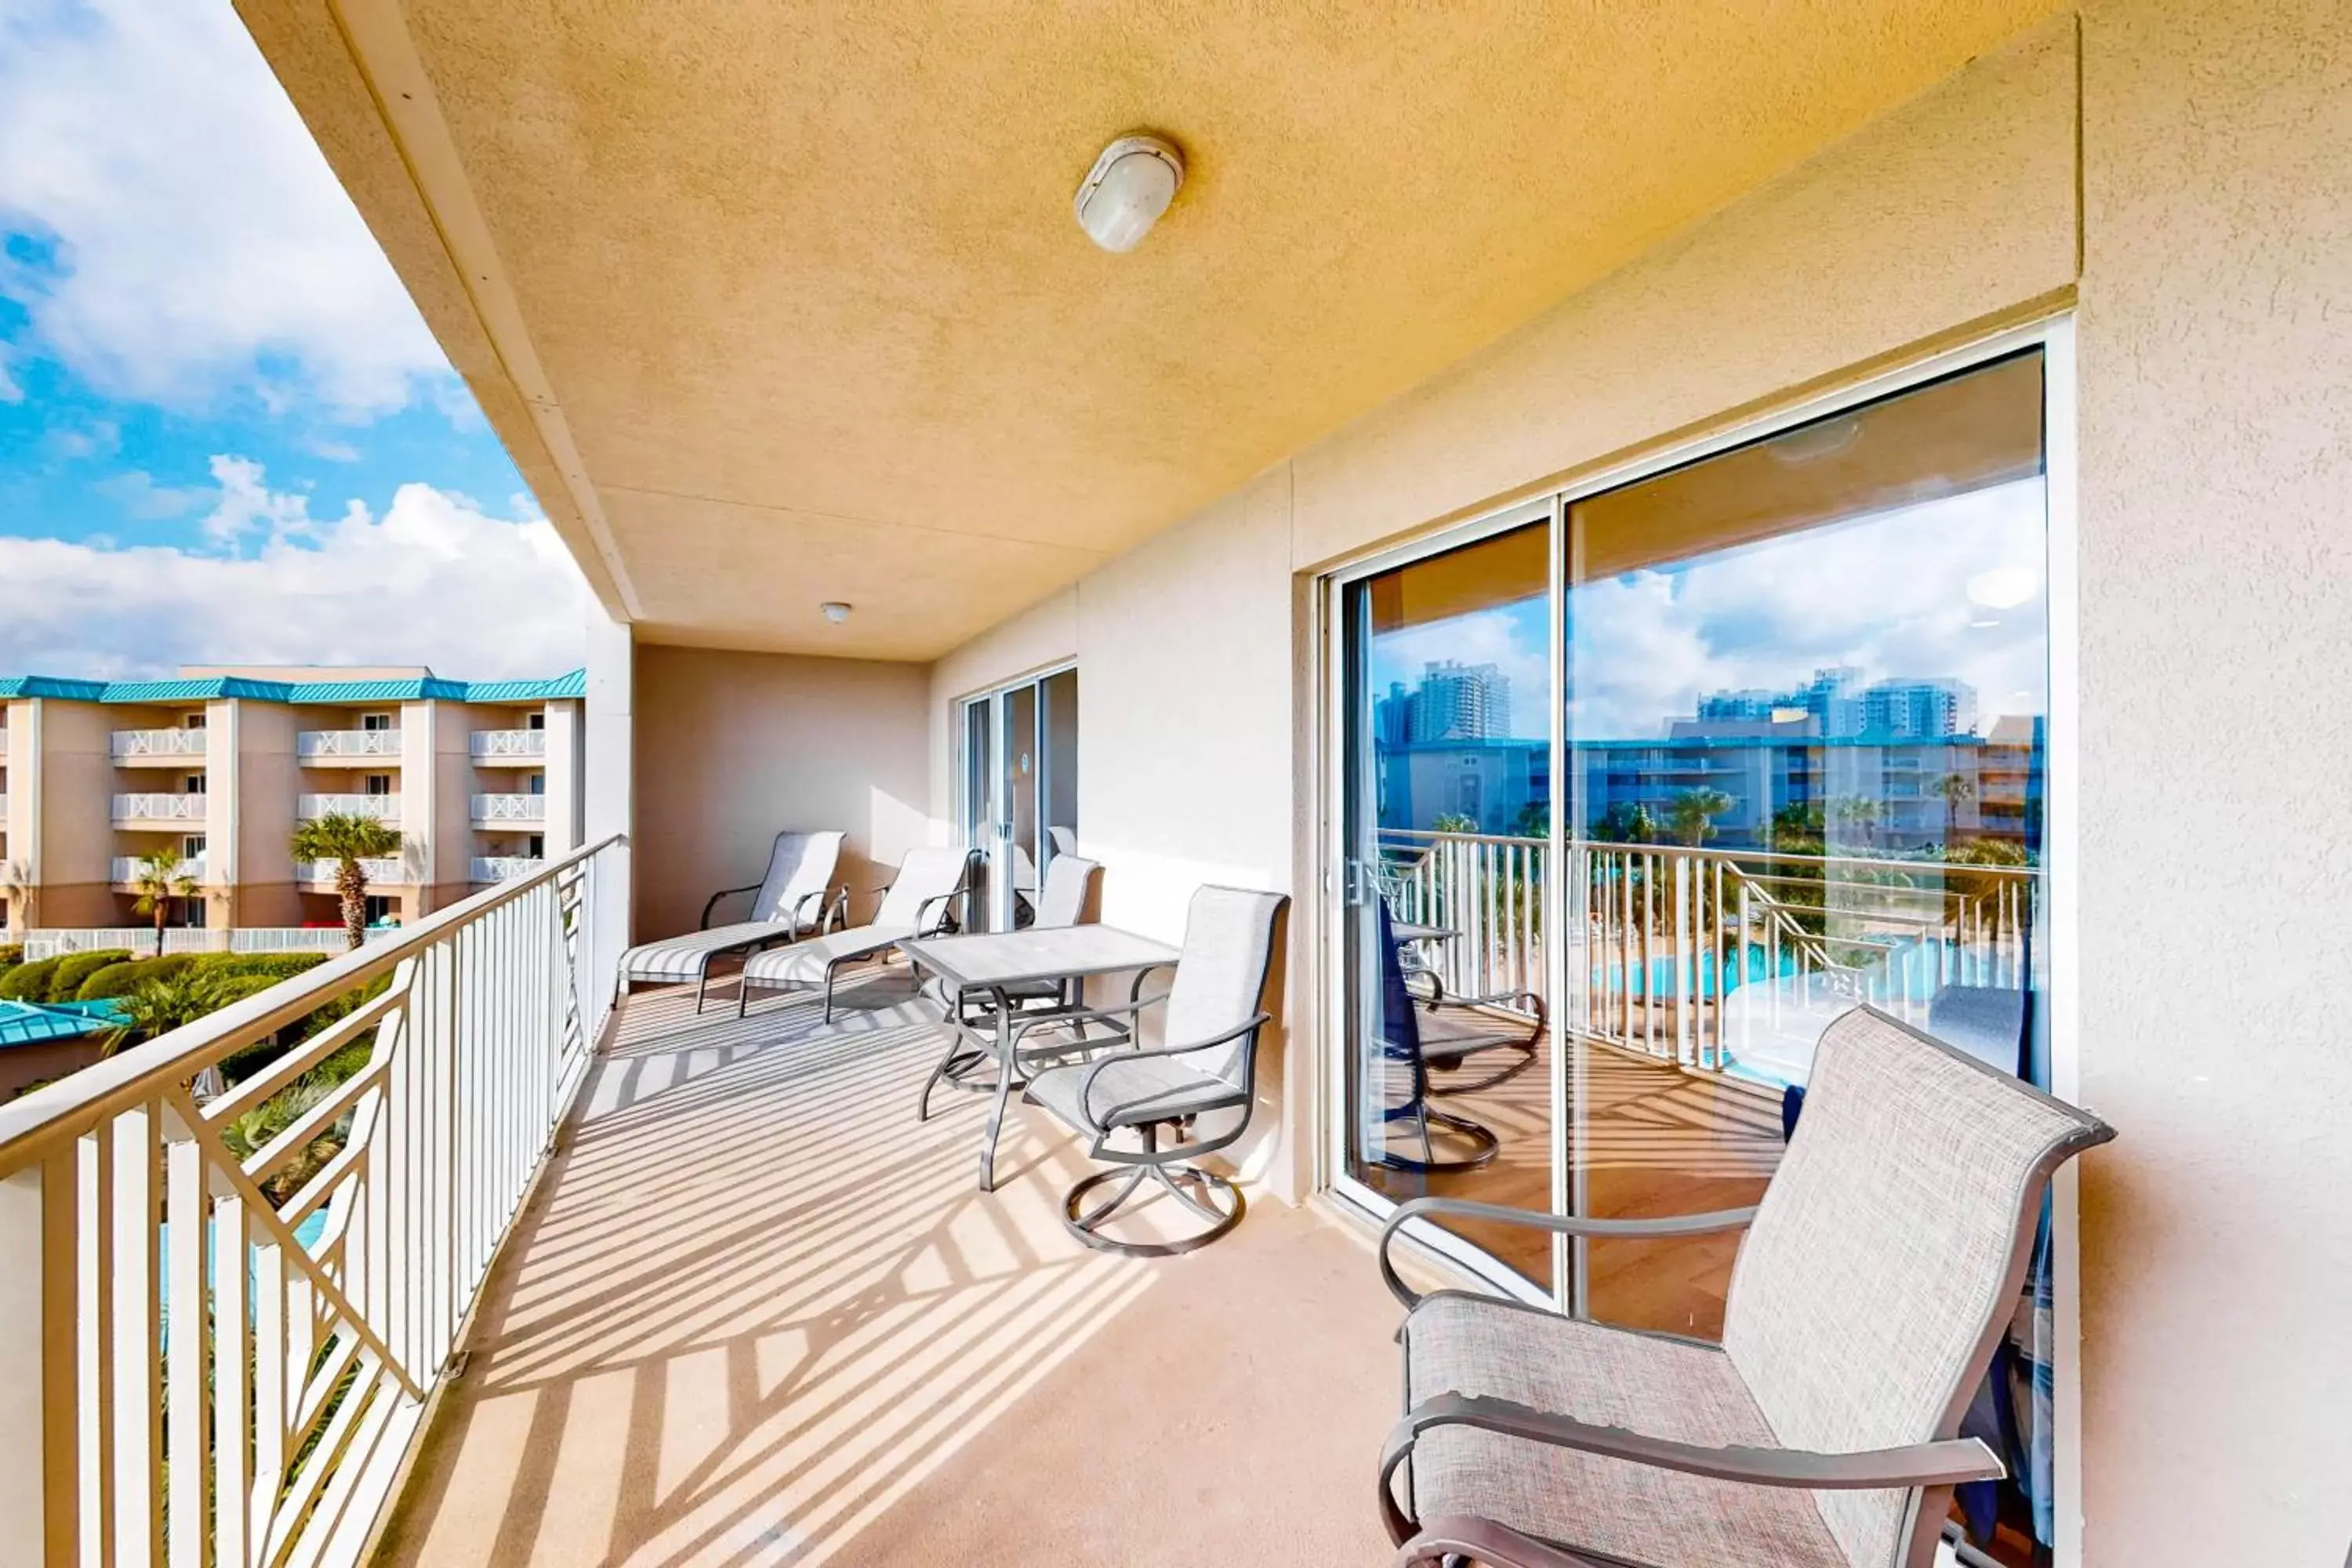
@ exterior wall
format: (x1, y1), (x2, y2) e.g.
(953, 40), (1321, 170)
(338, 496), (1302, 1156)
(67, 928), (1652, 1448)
(2071, 1), (2352, 1559)
(230, 700), (303, 927)
(33, 701), (115, 926)
(633, 644), (929, 939)
(541, 699), (584, 853)
(430, 701), (473, 908)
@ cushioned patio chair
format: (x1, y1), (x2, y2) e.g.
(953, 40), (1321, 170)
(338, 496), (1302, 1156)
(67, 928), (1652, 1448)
(1022, 884), (1287, 1257)
(1375, 871), (1544, 1095)
(1376, 1004), (2113, 1568)
(736, 846), (975, 1022)
(916, 854), (1105, 1120)
(615, 829), (844, 1011)
(1364, 898), (1501, 1174)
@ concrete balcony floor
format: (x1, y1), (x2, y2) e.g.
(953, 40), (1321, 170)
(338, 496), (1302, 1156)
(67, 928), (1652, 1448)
(376, 978), (1400, 1566)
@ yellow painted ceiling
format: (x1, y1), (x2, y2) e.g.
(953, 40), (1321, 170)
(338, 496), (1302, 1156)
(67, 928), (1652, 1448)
(248, 0), (2063, 660)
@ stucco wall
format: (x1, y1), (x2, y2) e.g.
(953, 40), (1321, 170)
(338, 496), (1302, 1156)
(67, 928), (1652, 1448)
(634, 645), (931, 940)
(2072, 2), (2352, 1559)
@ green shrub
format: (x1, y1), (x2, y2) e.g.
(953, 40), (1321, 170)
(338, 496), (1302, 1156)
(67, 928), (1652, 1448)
(199, 953), (328, 981)
(0, 943), (22, 971)
(76, 954), (197, 1000)
(47, 949), (134, 1002)
(0, 958), (60, 1003)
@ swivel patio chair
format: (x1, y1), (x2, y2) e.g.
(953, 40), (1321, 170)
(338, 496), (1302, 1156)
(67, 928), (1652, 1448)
(916, 854), (1105, 1120)
(1022, 884), (1288, 1257)
(736, 846), (975, 1022)
(1377, 869), (1543, 1094)
(615, 829), (845, 1011)
(1375, 1004), (2111, 1568)
(1364, 898), (1501, 1174)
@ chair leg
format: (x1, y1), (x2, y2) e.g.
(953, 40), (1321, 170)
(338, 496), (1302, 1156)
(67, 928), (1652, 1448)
(694, 969), (710, 1014)
(1061, 1126), (1246, 1258)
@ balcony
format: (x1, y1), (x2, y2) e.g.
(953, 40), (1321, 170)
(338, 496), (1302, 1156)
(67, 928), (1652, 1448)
(470, 793), (545, 826)
(299, 793), (400, 823)
(468, 728), (546, 760)
(109, 855), (205, 885)
(303, 856), (408, 886)
(470, 855), (543, 883)
(297, 728), (402, 761)
(110, 728), (211, 763)
(111, 792), (208, 824)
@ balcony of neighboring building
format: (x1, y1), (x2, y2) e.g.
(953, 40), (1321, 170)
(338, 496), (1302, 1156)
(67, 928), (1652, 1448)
(299, 792), (401, 825)
(110, 790), (211, 826)
(299, 855), (411, 887)
(108, 726), (214, 765)
(108, 854), (206, 889)
(296, 726), (405, 764)
(470, 791), (546, 827)
(468, 727), (547, 761)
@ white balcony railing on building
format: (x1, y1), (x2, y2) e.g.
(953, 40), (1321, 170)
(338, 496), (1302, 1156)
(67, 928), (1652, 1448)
(303, 857), (408, 886)
(110, 728), (211, 761)
(1377, 829), (2040, 1073)
(471, 793), (546, 825)
(299, 793), (400, 822)
(21, 927), (405, 960)
(468, 729), (546, 760)
(471, 855), (545, 884)
(111, 792), (209, 823)
(0, 837), (626, 1566)
(296, 729), (402, 760)
(110, 855), (206, 885)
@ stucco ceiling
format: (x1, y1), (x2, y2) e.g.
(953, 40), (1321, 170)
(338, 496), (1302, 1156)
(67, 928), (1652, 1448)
(242, 0), (2063, 661)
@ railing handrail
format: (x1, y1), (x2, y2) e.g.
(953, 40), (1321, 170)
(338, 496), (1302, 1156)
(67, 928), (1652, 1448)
(1378, 826), (2037, 880)
(0, 833), (623, 1171)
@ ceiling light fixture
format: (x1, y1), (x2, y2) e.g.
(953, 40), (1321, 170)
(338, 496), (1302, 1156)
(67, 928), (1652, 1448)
(1073, 132), (1185, 252)
(820, 602), (851, 624)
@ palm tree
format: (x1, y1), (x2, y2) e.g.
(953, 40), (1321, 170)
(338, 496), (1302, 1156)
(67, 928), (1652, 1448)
(103, 971), (224, 1055)
(290, 814), (405, 949)
(1665, 788), (1733, 848)
(127, 848), (200, 956)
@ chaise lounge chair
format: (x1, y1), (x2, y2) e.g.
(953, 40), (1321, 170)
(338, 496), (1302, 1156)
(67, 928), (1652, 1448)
(1375, 1004), (2113, 1568)
(615, 829), (845, 1011)
(736, 846), (976, 1022)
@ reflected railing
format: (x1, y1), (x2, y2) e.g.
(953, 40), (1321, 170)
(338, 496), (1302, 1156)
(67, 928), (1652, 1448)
(1377, 829), (2038, 1073)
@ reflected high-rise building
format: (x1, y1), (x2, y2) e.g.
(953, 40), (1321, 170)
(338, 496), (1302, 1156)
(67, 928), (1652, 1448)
(1407, 659), (1512, 742)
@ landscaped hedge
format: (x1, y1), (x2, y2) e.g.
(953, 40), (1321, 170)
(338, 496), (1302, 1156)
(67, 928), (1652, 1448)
(48, 949), (135, 1000)
(0, 958), (62, 1002)
(205, 953), (329, 982)
(0, 944), (22, 972)
(74, 953), (198, 1000)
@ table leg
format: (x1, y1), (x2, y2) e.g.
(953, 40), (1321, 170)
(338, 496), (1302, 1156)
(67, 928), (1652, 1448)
(978, 989), (1015, 1192)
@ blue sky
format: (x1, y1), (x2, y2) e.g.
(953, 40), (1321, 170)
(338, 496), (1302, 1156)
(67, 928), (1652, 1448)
(0, 0), (590, 679)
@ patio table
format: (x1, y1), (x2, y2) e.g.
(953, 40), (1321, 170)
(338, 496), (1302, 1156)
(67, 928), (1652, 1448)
(898, 925), (1180, 1192)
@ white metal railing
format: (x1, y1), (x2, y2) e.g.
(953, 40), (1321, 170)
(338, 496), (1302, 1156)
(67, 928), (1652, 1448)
(22, 927), (405, 961)
(298, 793), (399, 823)
(467, 730), (546, 760)
(303, 858), (408, 887)
(111, 793), (208, 823)
(110, 856), (206, 886)
(1378, 829), (2039, 1070)
(110, 728), (211, 761)
(470, 856), (544, 884)
(0, 837), (625, 1567)
(470, 793), (545, 825)
(296, 730), (401, 760)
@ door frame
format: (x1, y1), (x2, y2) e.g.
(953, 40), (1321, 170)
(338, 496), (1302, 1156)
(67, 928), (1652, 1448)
(956, 661), (1078, 931)
(1310, 314), (2083, 1519)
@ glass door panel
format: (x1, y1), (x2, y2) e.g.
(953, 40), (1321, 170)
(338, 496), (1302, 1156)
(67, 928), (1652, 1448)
(962, 667), (1077, 933)
(1001, 682), (1040, 927)
(962, 696), (995, 932)
(1339, 517), (1555, 1294)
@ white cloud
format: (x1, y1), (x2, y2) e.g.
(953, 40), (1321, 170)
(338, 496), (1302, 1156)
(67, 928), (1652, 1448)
(0, 468), (593, 680)
(0, 0), (452, 416)
(93, 469), (209, 520)
(303, 435), (361, 463)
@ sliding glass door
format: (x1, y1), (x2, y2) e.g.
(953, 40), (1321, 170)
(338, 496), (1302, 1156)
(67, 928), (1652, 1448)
(1331, 339), (2059, 1563)
(960, 667), (1079, 932)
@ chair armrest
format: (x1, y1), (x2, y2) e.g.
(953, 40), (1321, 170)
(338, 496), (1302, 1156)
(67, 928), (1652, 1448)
(1073, 1010), (1271, 1132)
(1381, 1394), (2001, 1513)
(913, 890), (962, 935)
(1380, 1196), (1757, 1309)
(699, 883), (762, 929)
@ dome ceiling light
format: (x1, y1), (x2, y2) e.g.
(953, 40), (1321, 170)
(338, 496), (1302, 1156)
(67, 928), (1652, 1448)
(1073, 133), (1185, 253)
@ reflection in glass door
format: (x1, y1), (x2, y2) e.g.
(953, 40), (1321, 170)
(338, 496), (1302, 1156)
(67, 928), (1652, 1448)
(1331, 339), (2059, 1566)
(961, 667), (1079, 932)
(1337, 509), (1559, 1298)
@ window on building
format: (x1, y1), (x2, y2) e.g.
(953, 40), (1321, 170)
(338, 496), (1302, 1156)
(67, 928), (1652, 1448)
(527, 773), (546, 796)
(364, 774), (393, 797)
(526, 834), (545, 858)
(183, 712), (205, 730)
(365, 895), (397, 925)
(182, 836), (206, 860)
(361, 713), (394, 731)
(184, 774), (206, 795)
(527, 712), (546, 731)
